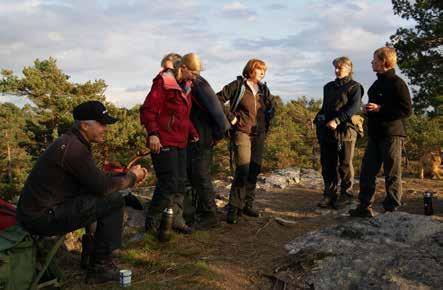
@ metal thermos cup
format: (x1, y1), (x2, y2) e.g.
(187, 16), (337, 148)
(158, 208), (174, 242)
(424, 191), (433, 216)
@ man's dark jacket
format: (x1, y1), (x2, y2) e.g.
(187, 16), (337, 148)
(315, 77), (363, 143)
(17, 129), (136, 221)
(191, 76), (230, 145)
(366, 69), (412, 138)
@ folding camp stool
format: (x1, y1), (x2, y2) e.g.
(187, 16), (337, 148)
(30, 235), (64, 290)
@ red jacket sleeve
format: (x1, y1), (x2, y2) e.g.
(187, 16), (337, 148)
(189, 120), (199, 140)
(140, 75), (164, 135)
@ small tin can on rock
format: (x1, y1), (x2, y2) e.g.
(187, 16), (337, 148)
(120, 269), (132, 287)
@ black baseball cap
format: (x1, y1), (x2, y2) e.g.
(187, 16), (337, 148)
(73, 101), (117, 124)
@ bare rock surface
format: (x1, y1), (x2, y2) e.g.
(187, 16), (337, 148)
(258, 168), (301, 190)
(283, 212), (443, 290)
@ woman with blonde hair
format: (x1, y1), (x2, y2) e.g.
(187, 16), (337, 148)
(217, 59), (276, 224)
(350, 47), (412, 217)
(314, 56), (363, 209)
(140, 53), (200, 234)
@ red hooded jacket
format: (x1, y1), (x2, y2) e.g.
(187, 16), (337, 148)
(140, 71), (198, 148)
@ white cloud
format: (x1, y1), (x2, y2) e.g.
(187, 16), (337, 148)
(105, 87), (146, 108)
(223, 2), (245, 11)
(220, 1), (257, 20)
(0, 0), (413, 107)
(48, 32), (63, 42)
(0, 0), (41, 13)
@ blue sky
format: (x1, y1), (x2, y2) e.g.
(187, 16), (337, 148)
(0, 0), (411, 108)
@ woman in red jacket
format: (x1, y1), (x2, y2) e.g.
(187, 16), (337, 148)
(140, 53), (200, 234)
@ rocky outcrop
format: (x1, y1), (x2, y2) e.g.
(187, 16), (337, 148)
(283, 212), (443, 290)
(258, 168), (301, 190)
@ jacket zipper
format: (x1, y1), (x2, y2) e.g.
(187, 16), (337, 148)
(167, 115), (175, 131)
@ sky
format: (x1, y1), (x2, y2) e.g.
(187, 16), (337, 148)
(0, 0), (412, 108)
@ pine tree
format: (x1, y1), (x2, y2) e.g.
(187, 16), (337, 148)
(390, 0), (443, 116)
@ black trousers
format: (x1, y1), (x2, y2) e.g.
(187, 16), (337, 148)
(358, 136), (404, 210)
(147, 147), (187, 228)
(319, 138), (356, 200)
(229, 131), (266, 209)
(21, 192), (124, 258)
(187, 142), (217, 218)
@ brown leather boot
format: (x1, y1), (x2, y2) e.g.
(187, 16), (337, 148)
(226, 205), (239, 224)
(86, 256), (119, 284)
(242, 205), (259, 217)
(317, 196), (337, 209)
(195, 213), (220, 230)
(349, 205), (374, 218)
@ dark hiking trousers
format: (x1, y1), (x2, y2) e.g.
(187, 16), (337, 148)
(21, 191), (124, 259)
(358, 136), (404, 210)
(146, 147), (187, 229)
(187, 142), (217, 218)
(229, 131), (266, 209)
(319, 137), (356, 200)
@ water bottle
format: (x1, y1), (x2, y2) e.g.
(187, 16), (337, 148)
(158, 208), (174, 242)
(424, 191), (433, 216)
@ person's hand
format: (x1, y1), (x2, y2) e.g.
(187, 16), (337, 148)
(366, 103), (381, 112)
(191, 136), (199, 143)
(149, 135), (162, 154)
(326, 120), (338, 130)
(129, 165), (148, 184)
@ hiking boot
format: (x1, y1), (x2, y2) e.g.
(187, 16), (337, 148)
(349, 205), (374, 218)
(86, 256), (119, 284)
(172, 223), (193, 234)
(242, 206), (259, 217)
(226, 205), (239, 224)
(194, 215), (220, 231)
(80, 234), (94, 269)
(317, 196), (337, 209)
(383, 201), (399, 213)
(337, 193), (354, 205)
(383, 206), (398, 213)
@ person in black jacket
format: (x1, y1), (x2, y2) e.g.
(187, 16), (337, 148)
(217, 59), (276, 224)
(187, 54), (231, 230)
(17, 101), (148, 284)
(315, 57), (363, 209)
(350, 47), (412, 217)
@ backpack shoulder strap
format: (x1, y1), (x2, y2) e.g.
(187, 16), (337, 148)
(230, 76), (246, 113)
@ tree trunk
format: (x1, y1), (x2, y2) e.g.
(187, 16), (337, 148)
(6, 132), (12, 183)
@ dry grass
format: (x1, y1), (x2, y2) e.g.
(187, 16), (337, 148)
(57, 177), (442, 290)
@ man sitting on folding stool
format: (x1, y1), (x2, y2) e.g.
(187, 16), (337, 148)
(16, 101), (148, 284)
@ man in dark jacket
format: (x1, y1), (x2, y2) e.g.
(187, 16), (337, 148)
(188, 74), (230, 229)
(315, 56), (363, 209)
(350, 47), (412, 217)
(17, 101), (147, 284)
